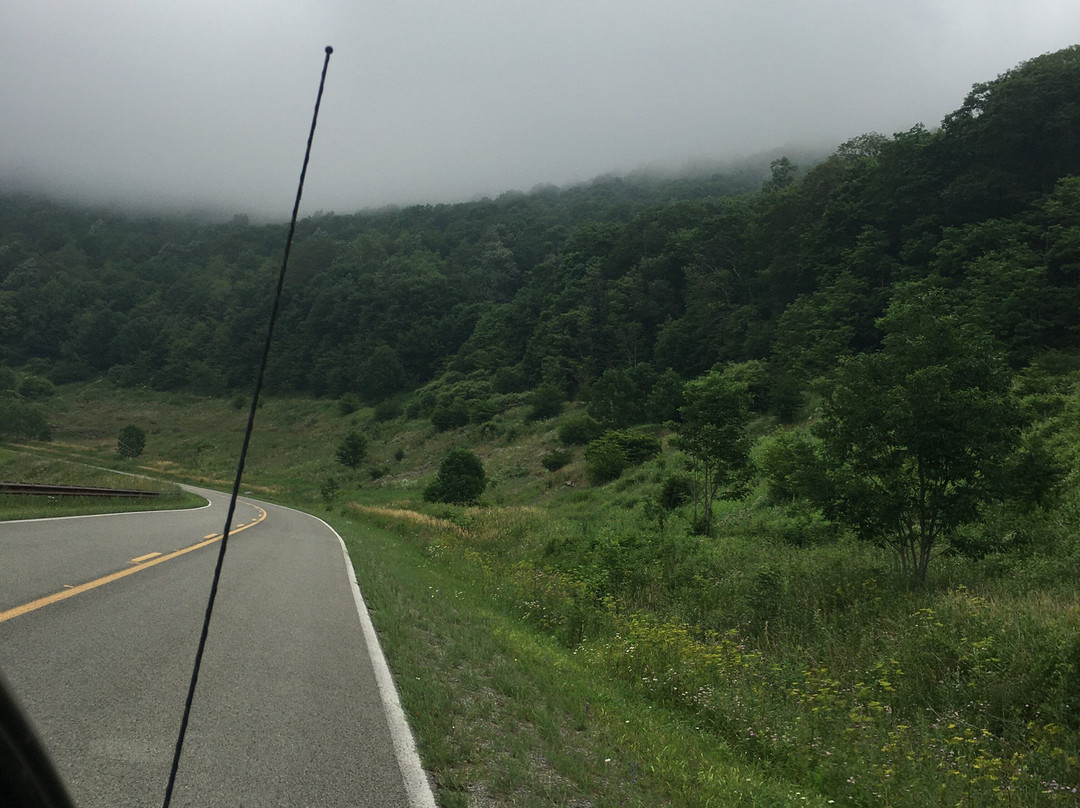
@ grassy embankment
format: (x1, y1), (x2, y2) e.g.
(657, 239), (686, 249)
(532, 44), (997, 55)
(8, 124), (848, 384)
(0, 449), (204, 520)
(10, 380), (1080, 806)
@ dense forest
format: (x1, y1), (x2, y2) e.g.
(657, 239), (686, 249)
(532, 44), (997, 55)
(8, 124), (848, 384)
(3, 48), (1080, 418)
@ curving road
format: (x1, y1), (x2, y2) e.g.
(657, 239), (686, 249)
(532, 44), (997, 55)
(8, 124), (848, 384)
(0, 486), (432, 807)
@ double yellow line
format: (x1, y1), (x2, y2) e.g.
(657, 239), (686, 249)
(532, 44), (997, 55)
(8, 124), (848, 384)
(0, 505), (267, 624)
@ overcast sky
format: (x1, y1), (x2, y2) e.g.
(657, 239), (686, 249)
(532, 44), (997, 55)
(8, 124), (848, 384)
(2, 2), (1078, 219)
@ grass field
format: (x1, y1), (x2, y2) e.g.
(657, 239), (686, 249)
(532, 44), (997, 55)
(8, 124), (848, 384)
(0, 447), (205, 519)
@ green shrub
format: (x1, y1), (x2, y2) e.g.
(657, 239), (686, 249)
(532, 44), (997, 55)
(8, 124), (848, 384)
(585, 439), (628, 485)
(541, 448), (573, 472)
(585, 429), (662, 485)
(338, 393), (361, 416)
(320, 476), (340, 505)
(467, 396), (501, 424)
(431, 399), (469, 431)
(424, 449), (487, 504)
(527, 382), (564, 420)
(0, 400), (51, 440)
(373, 397), (403, 422)
(659, 474), (694, 510)
(491, 365), (530, 394)
(610, 429), (662, 465)
(0, 366), (18, 393)
(18, 374), (55, 400)
(558, 413), (603, 445)
(108, 364), (146, 389)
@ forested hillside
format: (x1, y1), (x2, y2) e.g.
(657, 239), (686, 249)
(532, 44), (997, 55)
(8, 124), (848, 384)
(4, 48), (1080, 423)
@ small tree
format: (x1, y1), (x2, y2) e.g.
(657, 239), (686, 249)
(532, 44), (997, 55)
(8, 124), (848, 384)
(673, 366), (754, 536)
(320, 477), (340, 505)
(424, 449), (487, 505)
(116, 425), (146, 458)
(335, 431), (368, 470)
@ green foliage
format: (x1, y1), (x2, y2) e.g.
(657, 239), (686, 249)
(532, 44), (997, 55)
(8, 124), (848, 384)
(558, 413), (603, 446)
(335, 430), (368, 470)
(431, 399), (469, 432)
(526, 382), (564, 421)
(356, 343), (408, 404)
(17, 374), (55, 399)
(763, 156), (798, 192)
(424, 448), (487, 504)
(658, 474), (693, 510)
(116, 424), (146, 458)
(4, 45), (1080, 418)
(540, 448), (573, 472)
(337, 393), (360, 416)
(757, 429), (832, 506)
(812, 288), (1045, 583)
(644, 368), (684, 424)
(372, 397), (403, 422)
(0, 400), (52, 440)
(584, 438), (627, 485)
(610, 429), (662, 465)
(320, 476), (339, 505)
(584, 429), (661, 485)
(673, 365), (754, 536)
(490, 364), (530, 394)
(587, 365), (657, 428)
(23, 356), (1080, 806)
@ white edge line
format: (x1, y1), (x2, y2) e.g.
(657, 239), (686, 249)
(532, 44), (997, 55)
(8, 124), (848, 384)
(314, 512), (438, 808)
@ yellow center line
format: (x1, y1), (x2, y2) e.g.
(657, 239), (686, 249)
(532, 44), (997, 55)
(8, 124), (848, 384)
(130, 552), (163, 564)
(0, 504), (268, 624)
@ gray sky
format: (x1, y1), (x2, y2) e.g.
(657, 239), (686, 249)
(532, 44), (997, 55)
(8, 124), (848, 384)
(2, 1), (1078, 219)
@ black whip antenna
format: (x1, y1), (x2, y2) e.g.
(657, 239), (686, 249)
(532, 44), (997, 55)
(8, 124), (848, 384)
(161, 45), (334, 808)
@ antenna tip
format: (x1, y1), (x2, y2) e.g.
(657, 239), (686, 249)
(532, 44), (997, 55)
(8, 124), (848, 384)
(325, 45), (333, 54)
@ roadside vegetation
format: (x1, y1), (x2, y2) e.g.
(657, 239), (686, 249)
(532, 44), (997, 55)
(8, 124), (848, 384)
(0, 447), (204, 520)
(9, 362), (1080, 805)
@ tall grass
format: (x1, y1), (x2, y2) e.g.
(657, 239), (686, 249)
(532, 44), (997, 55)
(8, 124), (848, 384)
(362, 493), (1080, 806)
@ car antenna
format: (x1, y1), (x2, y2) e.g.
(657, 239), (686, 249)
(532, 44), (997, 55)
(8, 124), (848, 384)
(160, 45), (334, 808)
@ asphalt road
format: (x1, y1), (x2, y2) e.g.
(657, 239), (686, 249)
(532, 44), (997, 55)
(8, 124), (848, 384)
(0, 487), (430, 807)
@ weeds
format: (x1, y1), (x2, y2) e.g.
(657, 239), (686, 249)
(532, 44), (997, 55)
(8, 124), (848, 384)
(363, 500), (1080, 806)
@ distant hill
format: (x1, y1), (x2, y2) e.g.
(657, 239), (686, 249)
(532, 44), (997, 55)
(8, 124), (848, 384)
(2, 45), (1080, 421)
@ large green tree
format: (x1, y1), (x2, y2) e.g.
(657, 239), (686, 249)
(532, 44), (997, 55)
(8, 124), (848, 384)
(813, 288), (1029, 583)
